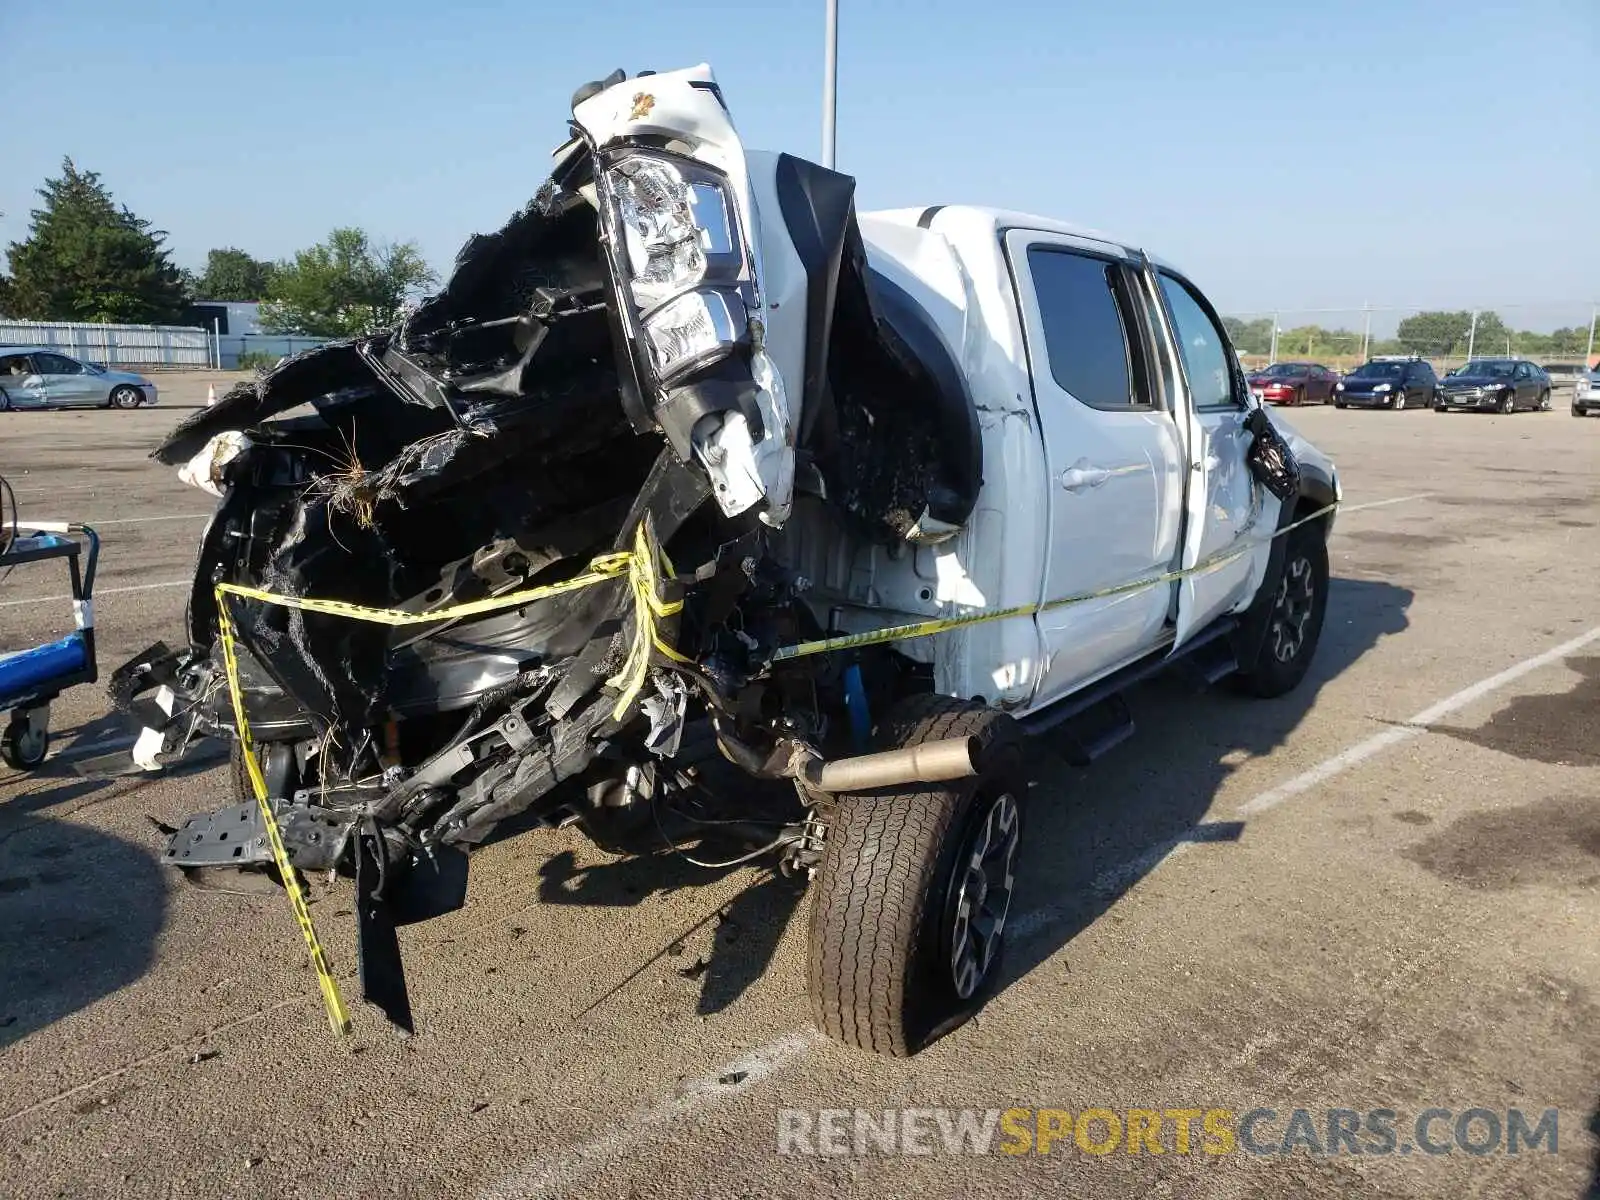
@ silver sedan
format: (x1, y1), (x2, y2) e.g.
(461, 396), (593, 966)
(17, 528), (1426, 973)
(0, 346), (159, 410)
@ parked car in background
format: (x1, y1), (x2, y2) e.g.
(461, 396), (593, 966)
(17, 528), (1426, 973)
(1562, 366), (1598, 417)
(1334, 356), (1437, 410)
(1433, 359), (1551, 414)
(1541, 362), (1591, 398)
(0, 347), (158, 410)
(1247, 361), (1339, 405)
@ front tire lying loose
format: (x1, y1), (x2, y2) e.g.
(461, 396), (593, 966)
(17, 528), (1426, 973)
(808, 695), (1026, 1057)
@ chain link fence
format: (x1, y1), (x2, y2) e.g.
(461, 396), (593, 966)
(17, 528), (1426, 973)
(1222, 303), (1598, 377)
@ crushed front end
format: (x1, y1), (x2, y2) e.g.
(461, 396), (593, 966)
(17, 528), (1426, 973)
(111, 65), (981, 1031)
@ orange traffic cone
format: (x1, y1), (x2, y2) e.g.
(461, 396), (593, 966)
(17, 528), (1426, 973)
(207, 384), (217, 407)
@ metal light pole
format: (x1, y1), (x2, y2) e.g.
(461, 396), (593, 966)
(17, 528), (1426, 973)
(1586, 305), (1597, 365)
(822, 0), (839, 169)
(1361, 303), (1371, 362)
(1268, 317), (1280, 364)
(1466, 310), (1479, 361)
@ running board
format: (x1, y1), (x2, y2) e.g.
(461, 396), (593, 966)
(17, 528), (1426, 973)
(1020, 617), (1240, 759)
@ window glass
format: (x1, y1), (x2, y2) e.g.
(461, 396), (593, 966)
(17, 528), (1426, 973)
(1158, 274), (1234, 408)
(1027, 248), (1139, 410)
(0, 354), (34, 377)
(35, 353), (81, 374)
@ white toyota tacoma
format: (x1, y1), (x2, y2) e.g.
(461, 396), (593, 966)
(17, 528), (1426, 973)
(114, 64), (1339, 1055)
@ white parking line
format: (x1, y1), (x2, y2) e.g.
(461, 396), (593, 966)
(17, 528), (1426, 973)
(0, 579), (188, 608)
(88, 513), (213, 526)
(1339, 492), (1435, 514)
(476, 620), (1600, 1197)
(1238, 623), (1600, 816)
(479, 1031), (819, 1200)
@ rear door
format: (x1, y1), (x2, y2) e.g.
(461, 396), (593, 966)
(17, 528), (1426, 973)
(1411, 361), (1436, 403)
(0, 353), (49, 408)
(1513, 361), (1534, 407)
(1153, 270), (1275, 648)
(1005, 231), (1186, 701)
(33, 353), (98, 406)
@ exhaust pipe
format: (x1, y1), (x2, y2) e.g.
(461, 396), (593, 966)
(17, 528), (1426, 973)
(807, 735), (981, 793)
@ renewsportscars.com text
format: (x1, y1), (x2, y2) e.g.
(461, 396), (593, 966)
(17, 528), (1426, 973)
(776, 1106), (1560, 1158)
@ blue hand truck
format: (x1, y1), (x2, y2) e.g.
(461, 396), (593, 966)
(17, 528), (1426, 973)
(0, 514), (100, 770)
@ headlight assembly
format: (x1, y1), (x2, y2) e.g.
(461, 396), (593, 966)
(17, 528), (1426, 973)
(613, 156), (740, 308)
(602, 151), (751, 388)
(641, 288), (742, 383)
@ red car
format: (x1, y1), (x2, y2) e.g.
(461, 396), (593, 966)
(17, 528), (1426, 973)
(1247, 362), (1340, 405)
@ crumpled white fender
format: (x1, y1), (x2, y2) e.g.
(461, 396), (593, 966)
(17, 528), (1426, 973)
(177, 431), (253, 497)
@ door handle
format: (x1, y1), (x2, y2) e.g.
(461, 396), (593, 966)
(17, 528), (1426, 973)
(1060, 464), (1112, 492)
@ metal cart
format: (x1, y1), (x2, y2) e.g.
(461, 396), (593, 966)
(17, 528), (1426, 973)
(0, 522), (100, 769)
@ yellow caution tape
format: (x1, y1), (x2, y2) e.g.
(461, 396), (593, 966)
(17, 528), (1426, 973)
(770, 502), (1339, 662)
(215, 591), (352, 1035)
(605, 518), (693, 721)
(211, 526), (684, 1034)
(217, 553), (635, 626)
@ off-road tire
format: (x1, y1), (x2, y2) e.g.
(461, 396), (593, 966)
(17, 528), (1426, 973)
(808, 695), (1026, 1057)
(1233, 520), (1329, 698)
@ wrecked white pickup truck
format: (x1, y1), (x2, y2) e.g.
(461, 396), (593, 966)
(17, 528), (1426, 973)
(113, 64), (1339, 1056)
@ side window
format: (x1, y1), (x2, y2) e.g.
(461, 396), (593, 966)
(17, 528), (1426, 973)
(1158, 274), (1237, 409)
(1026, 247), (1148, 411)
(0, 354), (34, 378)
(1514, 363), (1530, 380)
(35, 353), (81, 374)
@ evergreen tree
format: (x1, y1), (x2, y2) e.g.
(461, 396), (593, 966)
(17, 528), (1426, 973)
(0, 158), (188, 324)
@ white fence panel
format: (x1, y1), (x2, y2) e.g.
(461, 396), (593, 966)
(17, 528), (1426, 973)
(0, 320), (211, 368)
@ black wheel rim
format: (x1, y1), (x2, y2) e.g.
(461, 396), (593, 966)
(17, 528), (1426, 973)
(949, 791), (1020, 1000)
(1269, 554), (1317, 663)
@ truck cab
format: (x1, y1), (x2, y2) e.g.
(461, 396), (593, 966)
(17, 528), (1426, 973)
(767, 203), (1338, 721)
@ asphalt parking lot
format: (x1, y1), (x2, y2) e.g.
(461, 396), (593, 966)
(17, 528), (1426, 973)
(1, 377), (1597, 1199)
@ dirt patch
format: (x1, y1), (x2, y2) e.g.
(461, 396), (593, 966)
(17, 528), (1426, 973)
(1425, 656), (1600, 767)
(1403, 794), (1600, 891)
(1392, 810), (1433, 826)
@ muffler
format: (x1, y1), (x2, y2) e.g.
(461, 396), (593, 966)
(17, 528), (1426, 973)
(806, 735), (981, 793)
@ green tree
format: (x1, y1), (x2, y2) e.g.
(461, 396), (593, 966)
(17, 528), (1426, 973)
(1222, 316), (1273, 355)
(1470, 311), (1511, 356)
(1393, 310), (1471, 355)
(0, 158), (188, 324)
(1393, 310), (1511, 357)
(196, 247), (275, 301)
(260, 228), (436, 338)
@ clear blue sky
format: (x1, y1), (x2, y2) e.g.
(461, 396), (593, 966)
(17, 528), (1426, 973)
(2, 0), (1595, 327)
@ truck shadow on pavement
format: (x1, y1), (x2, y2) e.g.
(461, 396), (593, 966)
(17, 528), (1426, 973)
(533, 842), (807, 1018)
(517, 575), (1411, 1031)
(994, 576), (1413, 1007)
(0, 813), (166, 1050)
